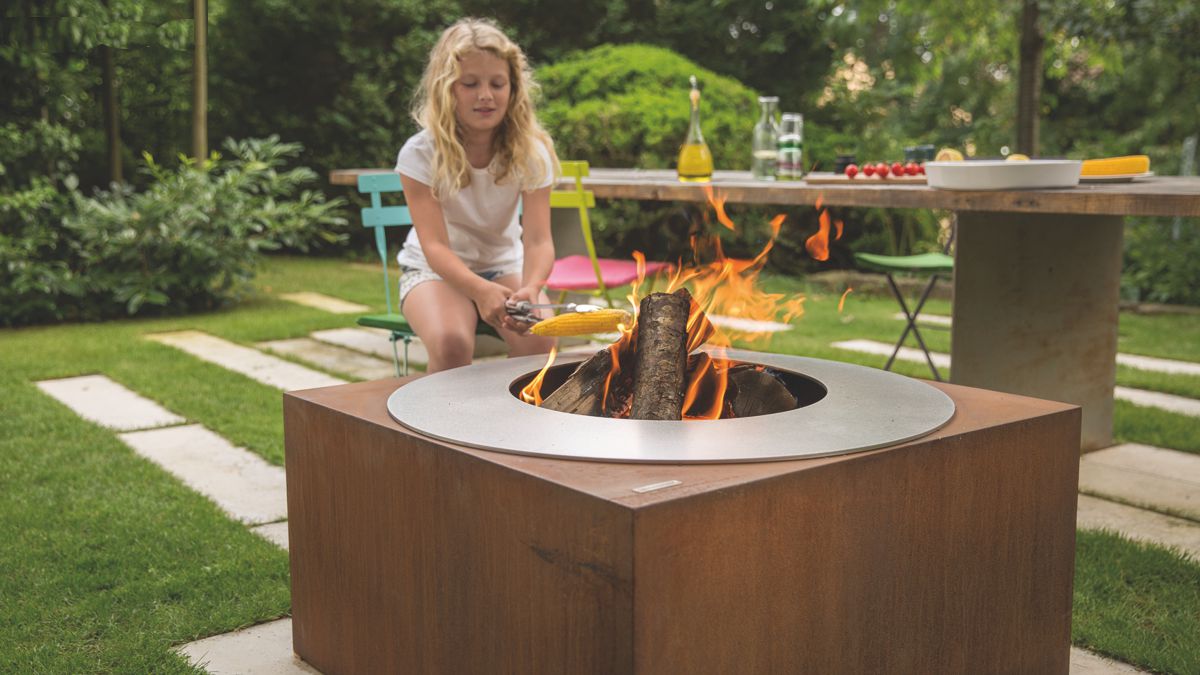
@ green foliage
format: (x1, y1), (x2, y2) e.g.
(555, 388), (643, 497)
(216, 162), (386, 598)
(0, 137), (346, 326)
(538, 44), (758, 170)
(1123, 219), (1200, 306)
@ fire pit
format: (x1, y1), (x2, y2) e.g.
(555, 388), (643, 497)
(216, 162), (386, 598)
(388, 349), (955, 463)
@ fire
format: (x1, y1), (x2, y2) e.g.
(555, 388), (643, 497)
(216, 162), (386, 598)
(805, 194), (843, 261)
(838, 287), (853, 313)
(523, 185), (826, 420)
(519, 345), (558, 405)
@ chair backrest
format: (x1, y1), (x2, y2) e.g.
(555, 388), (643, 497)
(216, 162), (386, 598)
(549, 160), (611, 305)
(358, 172), (410, 315)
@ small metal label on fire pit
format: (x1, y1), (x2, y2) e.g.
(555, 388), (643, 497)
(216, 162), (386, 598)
(387, 349), (955, 464)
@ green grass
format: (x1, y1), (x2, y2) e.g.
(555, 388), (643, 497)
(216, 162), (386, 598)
(1074, 530), (1200, 675)
(2, 255), (1200, 670)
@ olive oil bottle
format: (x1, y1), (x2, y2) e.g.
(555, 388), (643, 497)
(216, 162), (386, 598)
(677, 75), (713, 183)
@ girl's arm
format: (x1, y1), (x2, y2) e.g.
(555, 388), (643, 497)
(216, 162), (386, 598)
(398, 173), (515, 329)
(511, 185), (555, 304)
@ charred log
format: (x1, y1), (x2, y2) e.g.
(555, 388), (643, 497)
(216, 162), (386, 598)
(540, 347), (614, 416)
(630, 289), (692, 420)
(728, 365), (797, 418)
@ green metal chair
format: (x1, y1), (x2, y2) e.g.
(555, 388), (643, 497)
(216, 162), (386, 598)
(854, 250), (954, 381)
(356, 173), (497, 376)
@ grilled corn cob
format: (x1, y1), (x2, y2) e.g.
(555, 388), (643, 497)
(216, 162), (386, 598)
(1081, 155), (1150, 176)
(530, 309), (632, 337)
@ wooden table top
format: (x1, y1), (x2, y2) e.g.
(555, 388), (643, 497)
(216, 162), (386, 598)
(330, 167), (1200, 218)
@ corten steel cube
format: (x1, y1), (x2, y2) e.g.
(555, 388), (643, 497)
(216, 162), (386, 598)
(284, 377), (1079, 675)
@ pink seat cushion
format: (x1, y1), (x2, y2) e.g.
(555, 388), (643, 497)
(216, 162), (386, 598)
(545, 254), (671, 290)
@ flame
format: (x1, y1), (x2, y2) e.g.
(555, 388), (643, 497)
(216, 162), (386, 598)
(522, 185), (815, 419)
(806, 210), (831, 261)
(838, 287), (853, 313)
(520, 345), (558, 405)
(703, 184), (736, 231)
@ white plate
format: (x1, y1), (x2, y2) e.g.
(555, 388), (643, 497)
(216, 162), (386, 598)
(925, 159), (1082, 190)
(1079, 171), (1155, 183)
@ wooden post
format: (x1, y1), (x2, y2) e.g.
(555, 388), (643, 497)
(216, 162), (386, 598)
(1016, 0), (1043, 156)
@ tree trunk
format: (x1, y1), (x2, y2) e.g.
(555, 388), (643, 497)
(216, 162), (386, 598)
(193, 0), (208, 159)
(1016, 0), (1043, 156)
(100, 0), (122, 184)
(629, 289), (692, 420)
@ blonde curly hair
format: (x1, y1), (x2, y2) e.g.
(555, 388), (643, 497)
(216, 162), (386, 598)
(412, 18), (559, 199)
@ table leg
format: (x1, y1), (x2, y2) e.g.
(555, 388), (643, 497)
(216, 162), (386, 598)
(951, 212), (1123, 451)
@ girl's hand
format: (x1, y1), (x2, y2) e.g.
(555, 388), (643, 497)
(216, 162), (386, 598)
(472, 280), (516, 331)
(501, 285), (548, 334)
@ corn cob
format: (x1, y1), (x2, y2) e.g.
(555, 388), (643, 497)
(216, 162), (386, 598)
(1081, 155), (1150, 176)
(530, 309), (632, 337)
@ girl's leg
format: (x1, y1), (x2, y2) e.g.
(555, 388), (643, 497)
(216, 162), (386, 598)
(491, 274), (556, 357)
(401, 280), (480, 373)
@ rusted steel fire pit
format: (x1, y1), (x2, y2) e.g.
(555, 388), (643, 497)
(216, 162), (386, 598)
(388, 349), (955, 463)
(285, 351), (1080, 674)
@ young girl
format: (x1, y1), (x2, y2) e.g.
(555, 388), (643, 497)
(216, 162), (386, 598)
(395, 18), (559, 372)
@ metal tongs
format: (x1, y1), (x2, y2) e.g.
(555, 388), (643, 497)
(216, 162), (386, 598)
(505, 300), (606, 324)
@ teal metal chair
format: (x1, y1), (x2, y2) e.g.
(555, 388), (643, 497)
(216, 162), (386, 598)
(854, 250), (954, 381)
(356, 173), (497, 376)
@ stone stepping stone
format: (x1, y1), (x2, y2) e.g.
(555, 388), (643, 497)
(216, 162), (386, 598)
(833, 340), (1200, 418)
(259, 338), (394, 381)
(147, 330), (345, 392)
(118, 424), (287, 525)
(1077, 495), (1200, 560)
(1117, 352), (1200, 377)
(861, 330), (1200, 377)
(1069, 647), (1150, 674)
(707, 314), (794, 333)
(175, 618), (321, 675)
(830, 339), (952, 370)
(279, 291), (369, 314)
(251, 522), (290, 550)
(892, 312), (953, 327)
(1114, 386), (1200, 418)
(311, 327), (507, 362)
(35, 374), (185, 431)
(1079, 443), (1200, 521)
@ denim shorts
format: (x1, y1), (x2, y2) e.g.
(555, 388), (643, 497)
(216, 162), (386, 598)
(397, 265), (522, 305)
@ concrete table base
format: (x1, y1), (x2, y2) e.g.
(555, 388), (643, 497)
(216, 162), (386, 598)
(952, 211), (1123, 451)
(284, 377), (1080, 675)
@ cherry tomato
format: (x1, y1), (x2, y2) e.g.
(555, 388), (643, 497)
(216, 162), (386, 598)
(876, 162), (890, 178)
(905, 162), (920, 176)
(862, 163), (876, 177)
(918, 162), (926, 175)
(891, 162), (904, 177)
(845, 164), (859, 178)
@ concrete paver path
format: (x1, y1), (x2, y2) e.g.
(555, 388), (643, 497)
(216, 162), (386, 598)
(36, 374), (185, 431)
(278, 292), (368, 315)
(148, 330), (345, 391)
(1079, 443), (1200, 521)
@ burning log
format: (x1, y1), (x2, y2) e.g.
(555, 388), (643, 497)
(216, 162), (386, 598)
(630, 289), (692, 420)
(728, 365), (796, 418)
(539, 347), (614, 416)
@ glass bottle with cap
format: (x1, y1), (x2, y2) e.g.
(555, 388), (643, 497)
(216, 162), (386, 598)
(777, 113), (804, 180)
(752, 96), (780, 180)
(677, 76), (713, 183)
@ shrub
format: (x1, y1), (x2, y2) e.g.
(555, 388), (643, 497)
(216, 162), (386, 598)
(1123, 218), (1200, 306)
(0, 136), (347, 326)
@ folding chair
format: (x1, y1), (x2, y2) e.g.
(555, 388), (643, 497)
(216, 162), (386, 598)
(853, 250), (954, 381)
(545, 161), (671, 307)
(355, 173), (497, 376)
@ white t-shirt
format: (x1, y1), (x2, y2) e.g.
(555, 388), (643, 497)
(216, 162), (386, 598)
(394, 129), (554, 273)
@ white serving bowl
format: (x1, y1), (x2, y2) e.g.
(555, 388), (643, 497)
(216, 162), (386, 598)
(925, 159), (1082, 190)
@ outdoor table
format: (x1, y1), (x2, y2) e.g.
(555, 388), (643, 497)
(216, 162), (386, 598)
(330, 168), (1200, 451)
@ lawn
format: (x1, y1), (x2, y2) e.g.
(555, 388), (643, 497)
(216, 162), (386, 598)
(1, 255), (1198, 672)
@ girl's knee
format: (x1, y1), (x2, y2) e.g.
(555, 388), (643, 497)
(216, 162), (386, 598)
(426, 330), (475, 364)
